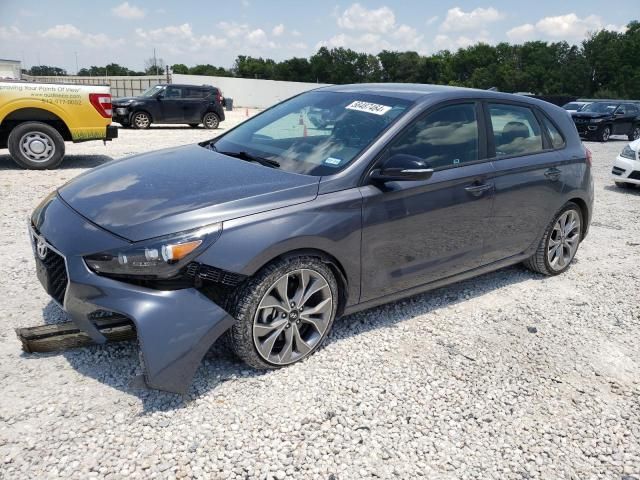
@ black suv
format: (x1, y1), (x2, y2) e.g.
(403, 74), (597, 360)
(571, 101), (640, 142)
(112, 84), (225, 129)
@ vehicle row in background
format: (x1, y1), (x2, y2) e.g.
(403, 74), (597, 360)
(562, 101), (591, 113)
(112, 84), (225, 130)
(0, 81), (117, 169)
(570, 101), (640, 142)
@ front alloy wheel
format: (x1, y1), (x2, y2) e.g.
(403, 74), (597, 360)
(132, 112), (151, 129)
(228, 257), (338, 369)
(599, 126), (611, 142)
(253, 269), (333, 365)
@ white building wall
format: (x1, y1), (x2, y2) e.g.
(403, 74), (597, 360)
(172, 73), (331, 108)
(0, 60), (21, 80)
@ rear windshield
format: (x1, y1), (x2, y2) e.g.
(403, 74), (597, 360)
(209, 91), (413, 176)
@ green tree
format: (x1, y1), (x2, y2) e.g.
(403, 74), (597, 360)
(171, 63), (189, 74)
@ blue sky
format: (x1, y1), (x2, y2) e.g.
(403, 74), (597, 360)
(0, 1), (636, 72)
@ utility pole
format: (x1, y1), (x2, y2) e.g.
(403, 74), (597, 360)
(153, 48), (158, 76)
(75, 52), (79, 75)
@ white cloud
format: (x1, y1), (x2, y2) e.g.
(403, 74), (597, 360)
(433, 33), (491, 51)
(536, 13), (601, 39)
(440, 7), (504, 33)
(291, 29), (302, 37)
(506, 24), (535, 42)
(272, 24), (285, 36)
(426, 16), (439, 26)
(507, 14), (628, 43)
(135, 23), (227, 53)
(41, 24), (82, 40)
(0, 25), (27, 40)
(39, 23), (122, 48)
(337, 3), (396, 33)
(321, 3), (425, 53)
(112, 2), (145, 20)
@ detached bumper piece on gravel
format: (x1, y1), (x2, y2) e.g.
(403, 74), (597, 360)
(23, 194), (236, 394)
(16, 314), (135, 353)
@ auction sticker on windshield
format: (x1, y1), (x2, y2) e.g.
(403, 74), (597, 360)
(346, 101), (392, 115)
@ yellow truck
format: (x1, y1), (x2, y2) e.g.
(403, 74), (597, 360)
(0, 81), (117, 169)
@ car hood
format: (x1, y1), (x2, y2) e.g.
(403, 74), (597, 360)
(572, 112), (610, 120)
(112, 96), (144, 105)
(58, 145), (320, 242)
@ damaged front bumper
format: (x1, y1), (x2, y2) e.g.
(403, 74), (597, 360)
(28, 193), (235, 394)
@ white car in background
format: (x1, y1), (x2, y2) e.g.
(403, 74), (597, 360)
(612, 138), (640, 188)
(562, 101), (591, 113)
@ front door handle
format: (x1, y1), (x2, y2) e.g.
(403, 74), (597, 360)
(464, 183), (493, 197)
(544, 167), (562, 181)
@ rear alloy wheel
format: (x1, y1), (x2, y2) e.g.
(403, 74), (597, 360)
(629, 126), (640, 141)
(132, 112), (151, 129)
(228, 257), (338, 369)
(202, 112), (220, 129)
(598, 126), (611, 142)
(7, 121), (65, 169)
(524, 202), (583, 276)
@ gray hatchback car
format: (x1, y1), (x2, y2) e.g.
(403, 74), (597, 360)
(29, 84), (594, 393)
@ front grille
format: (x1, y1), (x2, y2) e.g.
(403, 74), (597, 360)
(574, 118), (589, 124)
(612, 166), (625, 176)
(43, 249), (68, 305)
(185, 262), (246, 287)
(629, 170), (640, 180)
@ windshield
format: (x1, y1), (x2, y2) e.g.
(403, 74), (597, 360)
(563, 103), (581, 110)
(581, 102), (618, 114)
(209, 91), (412, 176)
(140, 85), (165, 97)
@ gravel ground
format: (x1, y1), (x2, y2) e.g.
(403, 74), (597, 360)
(0, 120), (639, 479)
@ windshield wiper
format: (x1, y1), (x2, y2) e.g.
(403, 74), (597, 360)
(217, 149), (280, 169)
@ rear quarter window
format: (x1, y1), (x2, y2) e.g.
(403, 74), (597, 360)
(540, 115), (566, 149)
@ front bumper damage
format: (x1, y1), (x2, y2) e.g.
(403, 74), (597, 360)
(26, 194), (235, 394)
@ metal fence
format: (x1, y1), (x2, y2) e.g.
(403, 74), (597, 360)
(21, 74), (170, 98)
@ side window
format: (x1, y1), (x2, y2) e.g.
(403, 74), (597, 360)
(165, 86), (183, 99)
(489, 103), (543, 158)
(388, 103), (479, 169)
(184, 88), (206, 99)
(541, 115), (565, 149)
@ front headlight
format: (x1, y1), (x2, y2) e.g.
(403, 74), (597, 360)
(590, 118), (604, 123)
(84, 223), (222, 279)
(621, 145), (637, 160)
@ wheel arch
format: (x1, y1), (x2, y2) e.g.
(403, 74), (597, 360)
(256, 248), (350, 317)
(132, 109), (153, 123)
(567, 197), (590, 238)
(1, 108), (72, 141)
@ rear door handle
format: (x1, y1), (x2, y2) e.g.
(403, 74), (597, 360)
(544, 167), (562, 181)
(464, 183), (493, 197)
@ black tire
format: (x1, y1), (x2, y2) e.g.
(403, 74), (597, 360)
(628, 126), (640, 142)
(597, 125), (611, 142)
(132, 111), (151, 129)
(523, 202), (583, 276)
(202, 112), (220, 129)
(7, 121), (65, 170)
(188, 123), (200, 128)
(227, 256), (339, 369)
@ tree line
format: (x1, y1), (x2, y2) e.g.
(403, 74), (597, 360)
(23, 21), (640, 99)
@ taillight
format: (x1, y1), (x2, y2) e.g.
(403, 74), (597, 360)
(585, 145), (592, 167)
(216, 90), (222, 103)
(89, 93), (112, 118)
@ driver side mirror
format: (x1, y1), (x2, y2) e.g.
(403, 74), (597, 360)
(156, 92), (164, 100)
(370, 154), (434, 182)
